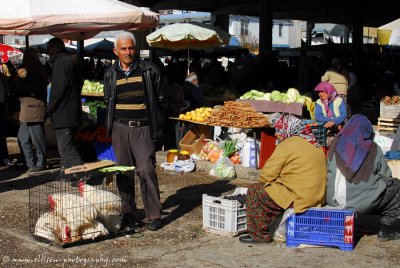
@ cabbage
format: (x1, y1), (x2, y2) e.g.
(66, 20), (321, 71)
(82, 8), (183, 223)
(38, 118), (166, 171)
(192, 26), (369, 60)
(250, 89), (265, 97)
(295, 96), (306, 104)
(287, 88), (300, 103)
(270, 90), (282, 101)
(263, 93), (271, 101)
(241, 92), (253, 100)
(280, 93), (291, 103)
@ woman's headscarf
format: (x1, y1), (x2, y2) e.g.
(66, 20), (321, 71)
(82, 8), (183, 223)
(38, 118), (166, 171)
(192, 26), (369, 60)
(272, 113), (320, 147)
(329, 114), (377, 183)
(314, 82), (337, 117)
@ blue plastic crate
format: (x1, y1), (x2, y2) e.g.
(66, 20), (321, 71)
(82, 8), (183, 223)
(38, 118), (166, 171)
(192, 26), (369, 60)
(286, 208), (354, 251)
(302, 120), (327, 147)
(94, 142), (117, 162)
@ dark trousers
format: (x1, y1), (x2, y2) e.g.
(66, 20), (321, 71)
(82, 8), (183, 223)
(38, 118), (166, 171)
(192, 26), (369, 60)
(55, 127), (83, 169)
(112, 121), (162, 220)
(18, 122), (47, 168)
(0, 103), (8, 162)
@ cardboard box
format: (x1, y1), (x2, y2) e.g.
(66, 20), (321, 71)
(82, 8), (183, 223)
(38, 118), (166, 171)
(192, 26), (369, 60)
(179, 130), (206, 155)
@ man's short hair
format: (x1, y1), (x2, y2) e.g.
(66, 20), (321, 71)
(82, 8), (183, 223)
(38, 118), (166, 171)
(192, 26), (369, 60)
(47, 37), (66, 55)
(114, 32), (136, 48)
(185, 72), (198, 83)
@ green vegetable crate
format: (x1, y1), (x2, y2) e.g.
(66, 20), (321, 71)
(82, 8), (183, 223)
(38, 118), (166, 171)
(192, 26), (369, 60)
(202, 187), (248, 236)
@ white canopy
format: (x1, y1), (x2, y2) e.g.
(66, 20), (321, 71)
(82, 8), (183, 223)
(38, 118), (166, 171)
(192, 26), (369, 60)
(0, 0), (159, 40)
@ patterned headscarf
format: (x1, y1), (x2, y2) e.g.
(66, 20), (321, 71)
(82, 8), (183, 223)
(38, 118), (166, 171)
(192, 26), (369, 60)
(329, 114), (376, 183)
(272, 113), (320, 147)
(314, 82), (337, 117)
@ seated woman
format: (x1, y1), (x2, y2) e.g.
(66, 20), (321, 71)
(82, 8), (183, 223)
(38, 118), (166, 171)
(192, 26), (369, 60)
(326, 114), (400, 241)
(314, 82), (347, 132)
(239, 114), (327, 244)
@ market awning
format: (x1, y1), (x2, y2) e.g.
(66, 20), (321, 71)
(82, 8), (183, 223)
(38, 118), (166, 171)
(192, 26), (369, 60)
(0, 0), (159, 40)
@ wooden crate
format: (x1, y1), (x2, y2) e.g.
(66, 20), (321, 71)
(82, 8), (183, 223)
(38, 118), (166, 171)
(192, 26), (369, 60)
(377, 117), (400, 132)
(380, 103), (400, 118)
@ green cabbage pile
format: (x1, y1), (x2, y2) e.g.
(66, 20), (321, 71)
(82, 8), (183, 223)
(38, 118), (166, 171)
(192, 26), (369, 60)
(240, 88), (308, 104)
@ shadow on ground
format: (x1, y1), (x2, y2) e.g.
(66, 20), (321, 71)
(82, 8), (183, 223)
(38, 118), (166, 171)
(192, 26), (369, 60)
(161, 180), (236, 226)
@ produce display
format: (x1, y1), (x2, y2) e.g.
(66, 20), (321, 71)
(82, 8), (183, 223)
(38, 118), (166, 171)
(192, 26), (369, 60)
(82, 80), (104, 95)
(239, 88), (310, 105)
(198, 140), (241, 164)
(205, 101), (269, 128)
(178, 107), (213, 122)
(381, 96), (400, 105)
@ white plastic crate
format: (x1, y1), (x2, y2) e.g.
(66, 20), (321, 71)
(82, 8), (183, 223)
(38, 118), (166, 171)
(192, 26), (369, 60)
(202, 187), (248, 236)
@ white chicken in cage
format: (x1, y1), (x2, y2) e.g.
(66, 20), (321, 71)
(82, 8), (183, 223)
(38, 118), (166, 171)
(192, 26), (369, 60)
(78, 182), (122, 230)
(48, 192), (97, 238)
(81, 219), (109, 240)
(34, 212), (73, 243)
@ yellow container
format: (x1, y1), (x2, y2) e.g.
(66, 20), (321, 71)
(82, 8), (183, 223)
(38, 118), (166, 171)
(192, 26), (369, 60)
(167, 149), (179, 163)
(178, 150), (190, 161)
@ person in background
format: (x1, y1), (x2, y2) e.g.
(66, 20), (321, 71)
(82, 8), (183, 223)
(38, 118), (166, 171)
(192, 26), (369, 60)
(321, 57), (350, 97)
(239, 114), (326, 244)
(314, 81), (347, 143)
(0, 59), (11, 167)
(16, 48), (49, 172)
(326, 115), (400, 241)
(104, 31), (167, 231)
(183, 72), (209, 111)
(47, 37), (84, 170)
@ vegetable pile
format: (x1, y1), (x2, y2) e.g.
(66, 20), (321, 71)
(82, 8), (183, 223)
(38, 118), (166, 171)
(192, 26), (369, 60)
(381, 96), (400, 105)
(82, 80), (104, 94)
(178, 107), (213, 122)
(240, 88), (310, 105)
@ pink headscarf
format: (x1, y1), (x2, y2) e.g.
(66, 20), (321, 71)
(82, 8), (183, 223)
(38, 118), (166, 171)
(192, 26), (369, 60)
(314, 82), (337, 117)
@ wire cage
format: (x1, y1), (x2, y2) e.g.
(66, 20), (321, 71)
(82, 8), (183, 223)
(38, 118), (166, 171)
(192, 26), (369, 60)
(29, 170), (135, 248)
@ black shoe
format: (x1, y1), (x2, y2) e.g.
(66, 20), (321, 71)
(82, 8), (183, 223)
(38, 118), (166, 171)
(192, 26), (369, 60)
(29, 166), (45, 172)
(378, 224), (400, 242)
(239, 235), (260, 244)
(147, 219), (162, 231)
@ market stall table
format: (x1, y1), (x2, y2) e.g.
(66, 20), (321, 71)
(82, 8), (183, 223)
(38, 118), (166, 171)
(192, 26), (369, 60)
(170, 117), (274, 169)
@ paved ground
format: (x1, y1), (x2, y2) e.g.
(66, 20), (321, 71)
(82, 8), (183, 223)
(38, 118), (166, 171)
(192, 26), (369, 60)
(0, 151), (399, 268)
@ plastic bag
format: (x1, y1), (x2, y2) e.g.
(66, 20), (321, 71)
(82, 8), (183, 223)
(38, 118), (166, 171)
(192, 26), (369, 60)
(273, 208), (294, 242)
(209, 156), (236, 179)
(160, 159), (195, 173)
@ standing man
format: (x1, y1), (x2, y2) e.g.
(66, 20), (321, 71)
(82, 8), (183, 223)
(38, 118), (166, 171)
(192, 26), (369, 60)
(104, 32), (167, 231)
(47, 38), (84, 170)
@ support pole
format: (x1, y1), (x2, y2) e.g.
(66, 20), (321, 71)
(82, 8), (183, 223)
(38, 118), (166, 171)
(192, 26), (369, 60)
(306, 22), (314, 47)
(259, 0), (273, 54)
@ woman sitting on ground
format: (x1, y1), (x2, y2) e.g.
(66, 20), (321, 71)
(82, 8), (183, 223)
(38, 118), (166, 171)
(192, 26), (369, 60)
(314, 81), (347, 130)
(326, 114), (400, 241)
(239, 113), (327, 244)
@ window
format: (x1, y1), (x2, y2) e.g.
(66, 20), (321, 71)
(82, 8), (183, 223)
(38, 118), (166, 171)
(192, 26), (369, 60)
(279, 23), (283, 37)
(241, 19), (249, 36)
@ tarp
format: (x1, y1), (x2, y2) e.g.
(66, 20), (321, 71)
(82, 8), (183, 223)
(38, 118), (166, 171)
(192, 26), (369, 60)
(84, 39), (115, 59)
(0, 0), (159, 40)
(378, 19), (400, 46)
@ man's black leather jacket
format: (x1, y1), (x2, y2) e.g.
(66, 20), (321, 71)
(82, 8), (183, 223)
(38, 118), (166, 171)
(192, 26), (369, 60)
(103, 59), (168, 145)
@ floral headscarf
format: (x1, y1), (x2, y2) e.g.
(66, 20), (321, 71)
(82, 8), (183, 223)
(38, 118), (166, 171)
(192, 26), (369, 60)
(272, 113), (320, 147)
(314, 82), (337, 117)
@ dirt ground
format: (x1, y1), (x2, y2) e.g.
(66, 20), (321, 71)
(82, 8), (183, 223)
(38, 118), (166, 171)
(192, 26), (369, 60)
(0, 151), (400, 268)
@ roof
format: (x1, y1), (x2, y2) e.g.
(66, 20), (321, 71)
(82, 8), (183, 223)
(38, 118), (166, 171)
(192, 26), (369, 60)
(139, 0), (399, 27)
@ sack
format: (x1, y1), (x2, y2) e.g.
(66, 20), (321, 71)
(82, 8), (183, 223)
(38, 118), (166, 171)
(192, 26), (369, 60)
(19, 97), (46, 122)
(239, 137), (259, 168)
(209, 156), (236, 179)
